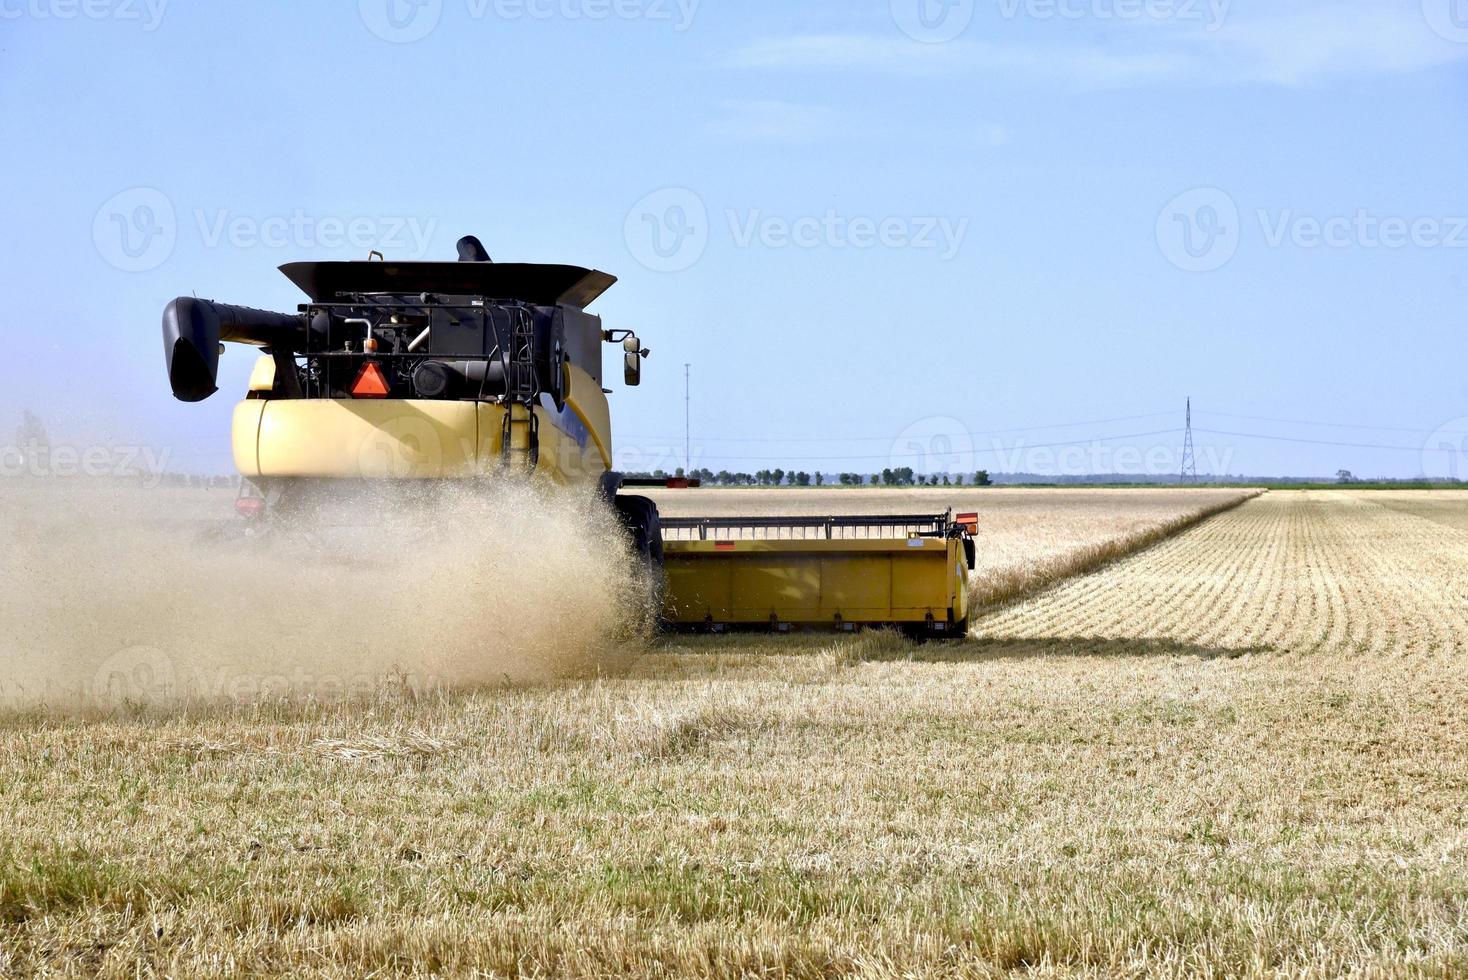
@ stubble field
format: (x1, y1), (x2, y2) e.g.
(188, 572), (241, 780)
(1, 487), (1465, 977)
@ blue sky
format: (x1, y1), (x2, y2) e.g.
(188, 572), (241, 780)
(2, 0), (1466, 479)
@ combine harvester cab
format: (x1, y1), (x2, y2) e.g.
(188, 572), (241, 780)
(662, 512), (977, 637)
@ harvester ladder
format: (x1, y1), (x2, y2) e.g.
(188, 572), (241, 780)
(499, 306), (540, 472)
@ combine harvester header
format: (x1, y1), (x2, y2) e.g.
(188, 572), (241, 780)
(662, 513), (975, 636)
(158, 236), (977, 639)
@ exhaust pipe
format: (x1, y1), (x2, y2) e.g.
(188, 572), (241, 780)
(163, 298), (305, 402)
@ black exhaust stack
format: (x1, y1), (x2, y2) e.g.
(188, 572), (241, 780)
(456, 235), (492, 262)
(162, 297), (305, 402)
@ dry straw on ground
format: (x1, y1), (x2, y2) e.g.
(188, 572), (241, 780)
(0, 488), (1464, 977)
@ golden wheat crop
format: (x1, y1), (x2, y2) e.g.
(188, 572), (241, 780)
(978, 489), (1468, 657)
(1, 488), (1464, 978)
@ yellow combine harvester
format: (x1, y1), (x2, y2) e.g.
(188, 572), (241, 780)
(161, 236), (974, 636)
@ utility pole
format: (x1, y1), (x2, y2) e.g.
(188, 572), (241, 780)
(684, 363), (691, 475)
(1181, 397), (1197, 482)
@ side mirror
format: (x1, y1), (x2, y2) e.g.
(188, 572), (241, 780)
(623, 334), (644, 387)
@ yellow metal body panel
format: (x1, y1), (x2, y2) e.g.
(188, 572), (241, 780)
(247, 355), (276, 392)
(232, 400), (265, 476)
(663, 538), (970, 628)
(232, 398), (607, 484)
(564, 363), (613, 472)
(231, 362), (612, 485)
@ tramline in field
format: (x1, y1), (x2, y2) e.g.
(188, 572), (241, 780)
(159, 237), (976, 636)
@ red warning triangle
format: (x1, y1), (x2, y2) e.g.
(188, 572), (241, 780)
(351, 362), (391, 398)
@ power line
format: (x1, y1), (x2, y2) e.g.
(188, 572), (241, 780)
(628, 408), (1468, 446)
(1195, 428), (1445, 453)
(1203, 411), (1464, 436)
(621, 411), (1178, 445)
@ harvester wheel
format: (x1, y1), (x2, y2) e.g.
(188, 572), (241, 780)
(613, 495), (664, 564)
(614, 495), (666, 622)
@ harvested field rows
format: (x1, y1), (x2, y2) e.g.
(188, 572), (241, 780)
(2, 489), (1465, 976)
(978, 490), (1468, 657)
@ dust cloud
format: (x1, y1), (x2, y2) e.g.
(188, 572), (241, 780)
(0, 477), (651, 712)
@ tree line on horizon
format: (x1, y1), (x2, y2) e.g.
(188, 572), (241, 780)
(627, 468), (994, 487)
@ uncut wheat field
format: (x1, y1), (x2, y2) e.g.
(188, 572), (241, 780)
(1, 486), (1465, 978)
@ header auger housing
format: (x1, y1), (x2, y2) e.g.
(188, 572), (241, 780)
(160, 236), (973, 637)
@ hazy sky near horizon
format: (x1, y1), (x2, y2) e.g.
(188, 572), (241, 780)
(2, 0), (1466, 479)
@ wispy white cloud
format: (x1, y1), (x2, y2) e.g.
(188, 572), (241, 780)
(704, 98), (1014, 149)
(728, 34), (1198, 87)
(728, 2), (1468, 88)
(1192, 4), (1468, 86)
